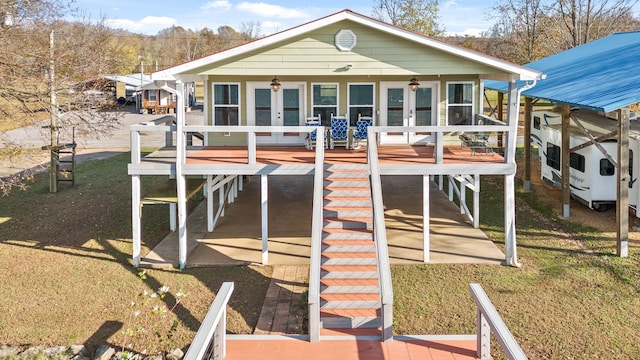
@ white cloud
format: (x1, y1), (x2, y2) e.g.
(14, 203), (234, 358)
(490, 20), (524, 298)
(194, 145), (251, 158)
(236, 2), (307, 19)
(106, 16), (177, 34)
(261, 20), (283, 32)
(201, 1), (233, 10)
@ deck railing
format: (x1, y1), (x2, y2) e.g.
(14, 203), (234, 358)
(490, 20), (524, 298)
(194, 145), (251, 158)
(308, 129), (326, 343)
(129, 123), (512, 170)
(184, 282), (234, 360)
(367, 127), (394, 342)
(470, 283), (527, 360)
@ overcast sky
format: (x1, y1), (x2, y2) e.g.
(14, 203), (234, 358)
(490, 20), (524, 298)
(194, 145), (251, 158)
(75, 0), (501, 36)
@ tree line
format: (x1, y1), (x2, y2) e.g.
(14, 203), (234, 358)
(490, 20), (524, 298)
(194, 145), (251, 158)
(1, 0), (638, 193)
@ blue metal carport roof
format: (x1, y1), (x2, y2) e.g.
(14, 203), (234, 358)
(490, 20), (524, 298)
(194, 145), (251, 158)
(485, 31), (640, 113)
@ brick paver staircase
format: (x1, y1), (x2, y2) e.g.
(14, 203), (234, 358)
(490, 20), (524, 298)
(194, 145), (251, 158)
(320, 164), (382, 331)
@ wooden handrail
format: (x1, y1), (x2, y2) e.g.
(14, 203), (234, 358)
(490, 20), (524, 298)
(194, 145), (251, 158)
(367, 128), (394, 342)
(308, 129), (325, 343)
(184, 282), (235, 360)
(469, 283), (527, 360)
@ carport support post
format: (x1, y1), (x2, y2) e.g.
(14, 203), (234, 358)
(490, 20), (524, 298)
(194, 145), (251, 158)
(261, 174), (269, 265)
(523, 98), (533, 192)
(504, 81), (520, 266)
(561, 104), (571, 218)
(617, 108), (630, 257)
(423, 175), (430, 263)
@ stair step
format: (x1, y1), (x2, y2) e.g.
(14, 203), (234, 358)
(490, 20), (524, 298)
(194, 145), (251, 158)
(324, 171), (368, 178)
(321, 285), (380, 294)
(321, 278), (379, 287)
(321, 264), (377, 273)
(322, 239), (374, 246)
(323, 198), (372, 207)
(320, 300), (380, 309)
(324, 186), (369, 192)
(321, 257), (376, 266)
(323, 205), (372, 212)
(324, 180), (369, 188)
(322, 244), (376, 253)
(324, 218), (371, 229)
(323, 209), (372, 217)
(321, 316), (381, 329)
(321, 307), (381, 318)
(323, 230), (373, 241)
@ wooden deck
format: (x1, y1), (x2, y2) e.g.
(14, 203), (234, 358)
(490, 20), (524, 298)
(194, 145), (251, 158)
(225, 334), (480, 359)
(184, 145), (504, 166)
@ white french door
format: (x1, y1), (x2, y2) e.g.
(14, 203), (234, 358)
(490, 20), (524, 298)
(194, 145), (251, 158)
(247, 82), (306, 144)
(379, 81), (438, 144)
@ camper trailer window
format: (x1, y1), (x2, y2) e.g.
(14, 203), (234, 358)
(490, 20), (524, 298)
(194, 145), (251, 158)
(533, 116), (541, 130)
(547, 143), (561, 170)
(600, 159), (615, 176)
(630, 150), (634, 179)
(570, 153), (585, 172)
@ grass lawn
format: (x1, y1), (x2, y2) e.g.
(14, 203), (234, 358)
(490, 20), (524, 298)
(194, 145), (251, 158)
(1, 153), (640, 358)
(0, 153), (272, 354)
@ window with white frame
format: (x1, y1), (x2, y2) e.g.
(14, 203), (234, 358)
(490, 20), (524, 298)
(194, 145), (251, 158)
(446, 82), (474, 125)
(348, 83), (374, 127)
(312, 83), (338, 126)
(212, 83), (239, 126)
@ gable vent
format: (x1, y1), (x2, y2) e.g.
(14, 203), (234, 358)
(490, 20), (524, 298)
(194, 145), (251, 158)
(335, 30), (357, 51)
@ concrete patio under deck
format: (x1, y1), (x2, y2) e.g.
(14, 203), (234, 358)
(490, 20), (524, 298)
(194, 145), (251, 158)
(140, 174), (505, 268)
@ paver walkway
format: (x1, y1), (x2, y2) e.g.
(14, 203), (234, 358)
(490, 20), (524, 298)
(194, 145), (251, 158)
(254, 265), (308, 334)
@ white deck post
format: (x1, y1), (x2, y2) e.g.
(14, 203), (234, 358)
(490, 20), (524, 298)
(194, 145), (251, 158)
(261, 174), (269, 265)
(473, 174), (480, 228)
(160, 80), (188, 269)
(505, 80), (520, 267)
(423, 175), (430, 263)
(207, 175), (214, 232)
(220, 183), (225, 217)
(460, 178), (466, 215)
(169, 204), (177, 231)
(132, 174), (141, 267)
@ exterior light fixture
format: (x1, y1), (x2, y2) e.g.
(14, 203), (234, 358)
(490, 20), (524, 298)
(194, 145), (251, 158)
(270, 77), (281, 92)
(409, 77), (420, 91)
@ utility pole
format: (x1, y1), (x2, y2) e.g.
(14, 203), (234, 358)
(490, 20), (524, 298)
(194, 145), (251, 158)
(49, 29), (59, 193)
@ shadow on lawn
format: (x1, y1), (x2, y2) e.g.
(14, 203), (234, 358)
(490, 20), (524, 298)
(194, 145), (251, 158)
(0, 154), (272, 353)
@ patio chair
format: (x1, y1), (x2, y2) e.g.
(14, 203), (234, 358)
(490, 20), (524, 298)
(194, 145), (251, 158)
(329, 116), (349, 149)
(305, 115), (324, 150)
(351, 114), (373, 149)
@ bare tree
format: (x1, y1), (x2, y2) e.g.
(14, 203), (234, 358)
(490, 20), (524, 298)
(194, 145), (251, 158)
(372, 0), (445, 36)
(0, 0), (123, 194)
(487, 0), (551, 64)
(552, 0), (638, 50)
(485, 0), (639, 64)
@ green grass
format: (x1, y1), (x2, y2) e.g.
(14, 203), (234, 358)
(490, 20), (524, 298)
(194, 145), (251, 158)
(392, 175), (640, 359)
(2, 152), (640, 358)
(0, 153), (271, 354)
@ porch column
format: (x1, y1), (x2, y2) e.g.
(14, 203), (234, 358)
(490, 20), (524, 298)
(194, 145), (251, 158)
(561, 104), (571, 218)
(261, 174), (269, 265)
(473, 174), (480, 229)
(132, 174), (141, 267)
(176, 80), (188, 269)
(617, 108), (630, 257)
(523, 98), (533, 192)
(203, 78), (209, 146)
(423, 175), (430, 263)
(504, 81), (520, 266)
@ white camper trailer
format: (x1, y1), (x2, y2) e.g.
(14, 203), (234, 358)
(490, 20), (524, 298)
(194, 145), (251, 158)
(531, 110), (562, 147)
(540, 122), (619, 211)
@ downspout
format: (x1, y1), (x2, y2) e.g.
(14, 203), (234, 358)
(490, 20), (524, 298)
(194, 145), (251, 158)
(158, 80), (188, 269)
(505, 79), (537, 267)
